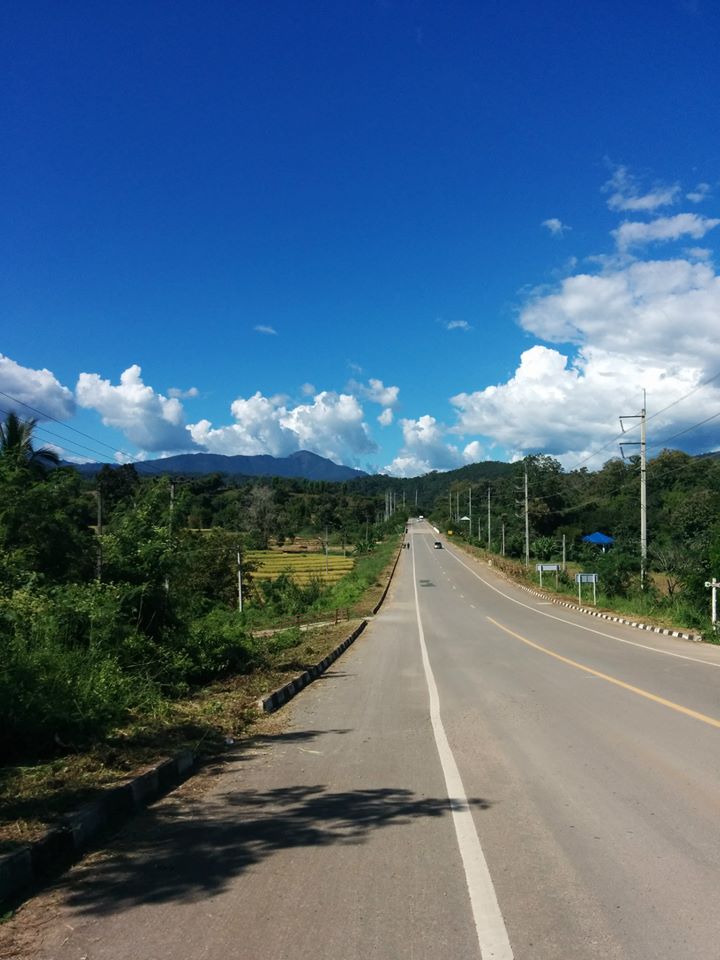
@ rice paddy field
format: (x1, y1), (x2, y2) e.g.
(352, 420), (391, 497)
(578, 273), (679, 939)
(246, 548), (355, 586)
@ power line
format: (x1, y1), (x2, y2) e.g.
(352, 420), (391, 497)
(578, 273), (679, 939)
(649, 409), (720, 449)
(0, 389), (139, 464)
(0, 406), (122, 464)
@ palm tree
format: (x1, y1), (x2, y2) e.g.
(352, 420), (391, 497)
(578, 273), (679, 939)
(0, 411), (60, 469)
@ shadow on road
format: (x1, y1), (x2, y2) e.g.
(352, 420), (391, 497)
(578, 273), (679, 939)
(54, 729), (492, 916)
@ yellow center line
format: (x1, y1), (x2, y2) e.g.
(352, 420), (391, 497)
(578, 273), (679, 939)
(487, 617), (720, 730)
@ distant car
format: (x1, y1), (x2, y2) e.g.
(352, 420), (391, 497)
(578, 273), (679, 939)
(419, 515), (424, 520)
(434, 541), (443, 549)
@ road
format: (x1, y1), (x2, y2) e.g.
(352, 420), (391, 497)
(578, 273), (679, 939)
(10, 520), (720, 959)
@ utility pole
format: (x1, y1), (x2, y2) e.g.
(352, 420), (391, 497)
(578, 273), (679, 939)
(415, 488), (418, 509)
(95, 488), (103, 581)
(620, 390), (648, 587)
(640, 390), (647, 587)
(562, 533), (566, 571)
(237, 549), (243, 612)
(469, 486), (472, 533)
(449, 490), (452, 522)
(502, 522), (506, 556)
(524, 465), (530, 568)
(456, 491), (460, 523)
(487, 487), (491, 551)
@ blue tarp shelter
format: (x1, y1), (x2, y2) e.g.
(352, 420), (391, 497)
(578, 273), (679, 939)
(582, 532), (614, 551)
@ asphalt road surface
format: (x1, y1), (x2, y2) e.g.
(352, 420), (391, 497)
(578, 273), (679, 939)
(12, 521), (720, 959)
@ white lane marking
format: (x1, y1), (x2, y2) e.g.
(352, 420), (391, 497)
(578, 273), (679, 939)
(412, 547), (513, 959)
(444, 549), (720, 670)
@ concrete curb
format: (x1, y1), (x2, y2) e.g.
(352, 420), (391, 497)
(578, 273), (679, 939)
(514, 579), (704, 642)
(0, 748), (196, 908)
(258, 620), (368, 713)
(462, 548), (704, 644)
(258, 538), (406, 714)
(0, 542), (407, 907)
(372, 543), (405, 615)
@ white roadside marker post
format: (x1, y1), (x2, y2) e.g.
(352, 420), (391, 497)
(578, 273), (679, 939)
(705, 578), (719, 633)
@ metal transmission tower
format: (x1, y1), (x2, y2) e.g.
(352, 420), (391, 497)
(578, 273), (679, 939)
(620, 390), (648, 587)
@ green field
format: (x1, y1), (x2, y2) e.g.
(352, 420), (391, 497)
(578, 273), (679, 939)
(246, 550), (355, 585)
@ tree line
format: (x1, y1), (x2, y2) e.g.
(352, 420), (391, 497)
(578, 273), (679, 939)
(1, 411), (718, 759)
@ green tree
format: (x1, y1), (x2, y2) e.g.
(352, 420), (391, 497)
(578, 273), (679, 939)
(0, 411), (60, 470)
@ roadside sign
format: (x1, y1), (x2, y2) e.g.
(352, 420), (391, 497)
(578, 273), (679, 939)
(575, 572), (599, 605)
(536, 563), (560, 588)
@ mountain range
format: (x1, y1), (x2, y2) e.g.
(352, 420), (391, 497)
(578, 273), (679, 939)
(66, 450), (368, 482)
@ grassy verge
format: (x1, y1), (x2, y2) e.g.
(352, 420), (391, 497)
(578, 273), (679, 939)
(448, 537), (706, 637)
(0, 538), (402, 855)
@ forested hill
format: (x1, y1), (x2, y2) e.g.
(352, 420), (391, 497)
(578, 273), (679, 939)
(67, 450), (368, 482)
(348, 460), (515, 497)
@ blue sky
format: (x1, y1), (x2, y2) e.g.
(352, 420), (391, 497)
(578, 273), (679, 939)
(2, 0), (720, 474)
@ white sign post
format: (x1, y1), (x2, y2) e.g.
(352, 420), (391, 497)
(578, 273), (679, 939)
(705, 578), (719, 632)
(536, 563), (560, 588)
(575, 573), (599, 606)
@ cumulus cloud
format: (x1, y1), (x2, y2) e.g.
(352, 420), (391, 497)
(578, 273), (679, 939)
(0, 354), (75, 419)
(384, 415), (465, 477)
(189, 390), (377, 463)
(254, 325), (277, 335)
(613, 213), (720, 251)
(300, 382), (316, 396)
(445, 320), (473, 331)
(349, 377), (400, 408)
(519, 258), (720, 356)
(378, 408), (393, 426)
(463, 440), (484, 462)
(603, 165), (680, 212)
(542, 218), (570, 236)
(76, 365), (196, 452)
(451, 252), (720, 463)
(168, 386), (199, 399)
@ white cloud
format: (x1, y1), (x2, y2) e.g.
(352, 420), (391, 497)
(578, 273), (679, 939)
(451, 253), (720, 463)
(687, 182), (711, 203)
(168, 386), (199, 399)
(446, 168), (720, 464)
(445, 320), (473, 331)
(190, 390), (377, 463)
(542, 218), (570, 236)
(384, 415), (464, 477)
(685, 246), (712, 260)
(463, 440), (484, 462)
(349, 377), (400, 407)
(613, 213), (720, 251)
(603, 165), (680, 212)
(0, 354), (75, 419)
(519, 258), (720, 356)
(254, 325), (278, 335)
(378, 408), (393, 426)
(76, 364), (196, 452)
(300, 382), (316, 396)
